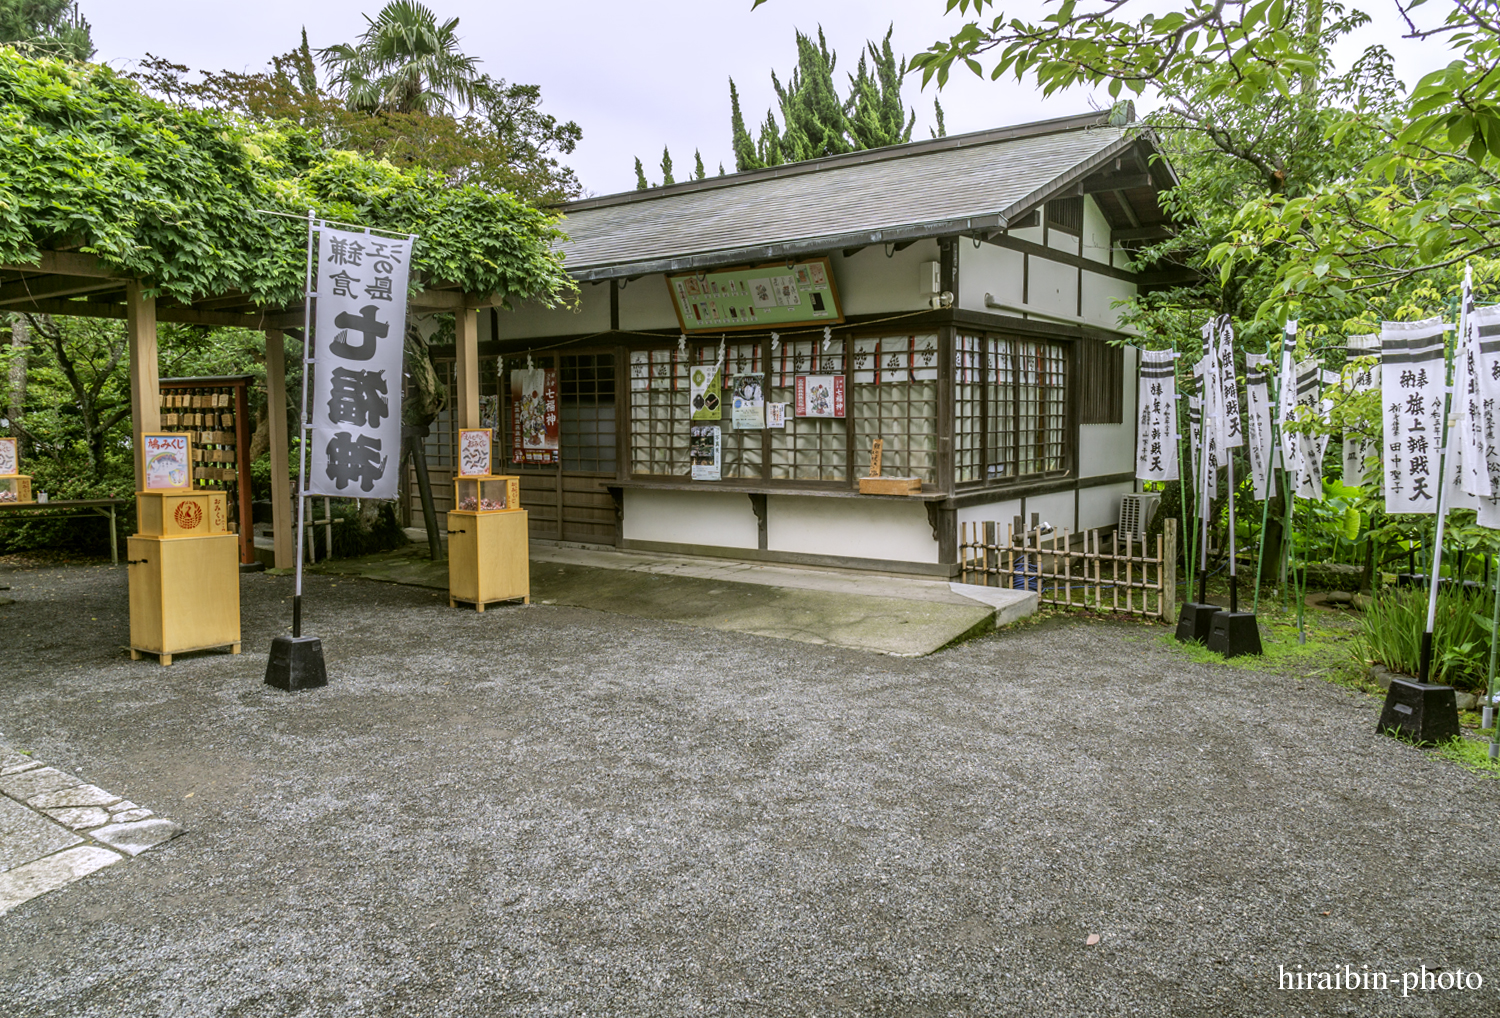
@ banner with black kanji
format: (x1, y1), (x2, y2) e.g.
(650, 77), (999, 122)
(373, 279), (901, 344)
(1135, 349), (1178, 481)
(308, 226), (411, 498)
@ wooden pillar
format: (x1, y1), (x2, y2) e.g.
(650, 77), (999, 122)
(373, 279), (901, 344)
(126, 282), (160, 488)
(455, 303), (480, 429)
(265, 329), (294, 569)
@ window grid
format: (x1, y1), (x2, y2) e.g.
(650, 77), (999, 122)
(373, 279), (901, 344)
(560, 354), (616, 474)
(852, 335), (939, 483)
(955, 334), (983, 483)
(770, 338), (847, 481)
(629, 347), (691, 476)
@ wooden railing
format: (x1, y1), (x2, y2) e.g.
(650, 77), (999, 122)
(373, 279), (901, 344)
(960, 517), (1178, 621)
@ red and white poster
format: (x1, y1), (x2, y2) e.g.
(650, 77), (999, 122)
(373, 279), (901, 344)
(511, 367), (558, 464)
(794, 374), (844, 418)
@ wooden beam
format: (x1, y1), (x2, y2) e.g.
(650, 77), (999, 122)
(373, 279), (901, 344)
(0, 274), (127, 306)
(1080, 172), (1153, 193)
(126, 283), (160, 488)
(455, 304), (480, 429)
(0, 251), (116, 279)
(1113, 225), (1175, 242)
(980, 232), (1139, 283)
(409, 289), (466, 311)
(265, 329), (294, 569)
(5, 297), (301, 330)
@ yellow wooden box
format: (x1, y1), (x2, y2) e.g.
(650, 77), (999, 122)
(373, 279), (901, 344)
(453, 475), (521, 513)
(136, 490), (228, 538)
(127, 531), (240, 664)
(447, 508), (529, 610)
(858, 476), (923, 495)
(0, 475), (32, 503)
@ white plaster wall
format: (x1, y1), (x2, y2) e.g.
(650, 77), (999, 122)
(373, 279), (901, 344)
(957, 243), (1024, 313)
(957, 498), (1023, 530)
(1009, 224), (1044, 246)
(1026, 491), (1075, 533)
(623, 489), (759, 549)
(618, 273), (680, 330)
(1081, 270), (1135, 332)
(1079, 345), (1138, 479)
(493, 282), (609, 339)
(1048, 229), (1079, 254)
(830, 240), (941, 316)
(767, 495), (938, 563)
(1083, 196), (1112, 265)
(1078, 482), (1133, 532)
(1028, 257), (1078, 319)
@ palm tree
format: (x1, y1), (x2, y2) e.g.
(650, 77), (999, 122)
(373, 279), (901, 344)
(320, 2), (481, 115)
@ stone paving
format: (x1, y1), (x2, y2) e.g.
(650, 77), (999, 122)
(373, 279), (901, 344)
(0, 742), (181, 914)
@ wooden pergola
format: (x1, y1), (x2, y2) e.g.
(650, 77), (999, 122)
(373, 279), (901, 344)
(1, 250), (500, 567)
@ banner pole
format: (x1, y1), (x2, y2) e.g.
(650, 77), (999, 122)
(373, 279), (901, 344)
(293, 208), (315, 639)
(1419, 330), (1458, 683)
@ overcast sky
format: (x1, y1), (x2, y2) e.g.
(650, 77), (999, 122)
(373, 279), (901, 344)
(87, 1), (1451, 199)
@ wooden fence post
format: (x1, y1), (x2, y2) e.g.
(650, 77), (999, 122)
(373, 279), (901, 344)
(1161, 517), (1178, 621)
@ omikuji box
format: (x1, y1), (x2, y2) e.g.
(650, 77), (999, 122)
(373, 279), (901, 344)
(0, 475), (32, 503)
(453, 475), (520, 513)
(136, 490), (228, 538)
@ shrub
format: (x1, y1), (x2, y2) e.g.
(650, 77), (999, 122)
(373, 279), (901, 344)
(1355, 584), (1496, 690)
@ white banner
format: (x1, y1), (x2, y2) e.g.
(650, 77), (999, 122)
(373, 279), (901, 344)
(1291, 358), (1327, 499)
(1341, 336), (1380, 488)
(308, 226), (411, 498)
(1244, 353), (1275, 500)
(1381, 317), (1446, 514)
(1214, 315), (1244, 448)
(1278, 320), (1298, 480)
(1472, 301), (1500, 500)
(1135, 349), (1179, 481)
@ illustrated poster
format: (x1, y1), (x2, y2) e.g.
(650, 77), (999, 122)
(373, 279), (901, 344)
(308, 225), (410, 498)
(690, 362), (723, 421)
(143, 433), (191, 490)
(690, 425), (721, 481)
(794, 375), (844, 418)
(732, 373), (765, 429)
(0, 436), (16, 476)
(458, 428), (492, 477)
(512, 367), (558, 464)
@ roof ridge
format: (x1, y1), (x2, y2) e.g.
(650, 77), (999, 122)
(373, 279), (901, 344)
(561, 109), (1126, 212)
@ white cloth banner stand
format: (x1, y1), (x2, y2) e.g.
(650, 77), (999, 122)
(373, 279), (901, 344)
(1341, 335), (1380, 488)
(1244, 353), (1275, 500)
(1135, 349), (1180, 481)
(1381, 317), (1447, 514)
(306, 225), (413, 499)
(1277, 321), (1298, 478)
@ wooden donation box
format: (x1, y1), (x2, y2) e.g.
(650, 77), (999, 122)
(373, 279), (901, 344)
(447, 471), (529, 611)
(127, 434), (240, 664)
(0, 437), (31, 503)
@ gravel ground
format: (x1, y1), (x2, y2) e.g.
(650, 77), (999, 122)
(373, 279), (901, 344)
(1, 560), (1498, 1017)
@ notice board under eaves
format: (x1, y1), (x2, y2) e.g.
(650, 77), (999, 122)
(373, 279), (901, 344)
(667, 256), (844, 333)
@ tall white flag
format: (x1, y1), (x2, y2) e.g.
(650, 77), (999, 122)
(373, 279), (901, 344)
(1381, 317), (1446, 514)
(1214, 315), (1244, 449)
(308, 226), (412, 499)
(1291, 358), (1327, 499)
(1278, 321), (1298, 482)
(1135, 349), (1179, 481)
(1472, 299), (1500, 503)
(1244, 353), (1275, 499)
(1341, 335), (1380, 488)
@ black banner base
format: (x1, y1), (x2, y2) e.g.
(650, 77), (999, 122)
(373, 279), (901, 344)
(1206, 612), (1263, 658)
(1377, 678), (1459, 745)
(264, 635), (328, 692)
(1175, 603), (1222, 643)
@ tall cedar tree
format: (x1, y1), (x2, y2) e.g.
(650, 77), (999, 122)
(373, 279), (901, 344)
(0, 0), (92, 59)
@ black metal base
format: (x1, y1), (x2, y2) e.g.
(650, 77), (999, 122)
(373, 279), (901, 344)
(239, 561), (265, 573)
(1206, 611), (1263, 658)
(1175, 602), (1222, 643)
(1377, 678), (1459, 745)
(263, 635), (328, 692)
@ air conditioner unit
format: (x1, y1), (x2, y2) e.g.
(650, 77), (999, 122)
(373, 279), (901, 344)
(1119, 492), (1161, 542)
